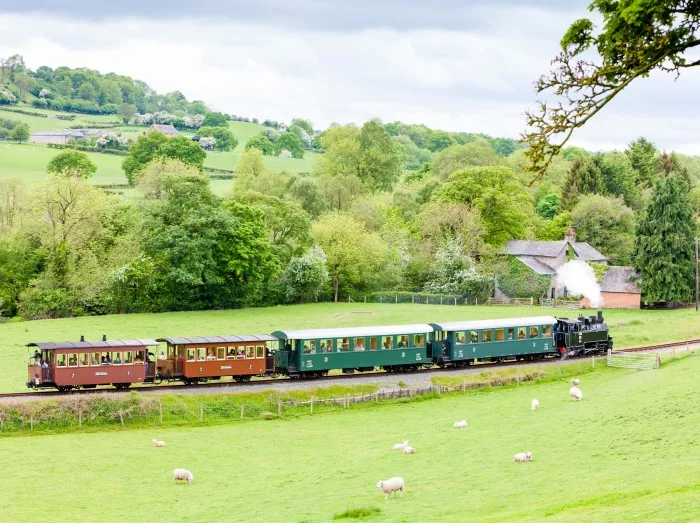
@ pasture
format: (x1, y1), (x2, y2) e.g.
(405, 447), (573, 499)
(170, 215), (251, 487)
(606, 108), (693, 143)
(2, 303), (700, 393)
(0, 354), (697, 521)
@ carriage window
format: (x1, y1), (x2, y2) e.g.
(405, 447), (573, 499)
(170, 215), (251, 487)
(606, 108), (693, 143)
(469, 331), (478, 343)
(495, 329), (505, 342)
(354, 338), (365, 351)
(543, 325), (552, 336)
(217, 347), (226, 360)
(256, 345), (265, 358)
(68, 354), (78, 367)
(456, 332), (467, 344)
(319, 339), (333, 353)
(370, 337), (378, 351)
(124, 351), (133, 364)
(204, 347), (214, 360)
(382, 336), (393, 349)
(57, 354), (67, 367)
(337, 338), (350, 352)
(482, 330), (492, 342)
(134, 351), (145, 364)
(413, 334), (425, 348)
(226, 347), (236, 359)
(187, 349), (195, 362)
(303, 340), (316, 354)
(247, 346), (255, 358)
(91, 352), (100, 365)
(79, 353), (89, 366)
(530, 327), (539, 338)
(113, 352), (123, 365)
(517, 327), (526, 339)
(236, 347), (245, 359)
(197, 348), (206, 361)
(398, 336), (409, 348)
(508, 328), (515, 340)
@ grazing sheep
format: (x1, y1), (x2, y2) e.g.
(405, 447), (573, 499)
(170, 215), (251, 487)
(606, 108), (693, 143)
(570, 386), (583, 401)
(376, 477), (405, 500)
(513, 452), (533, 463)
(402, 446), (416, 454)
(392, 440), (409, 450)
(152, 439), (166, 447)
(571, 378), (580, 386)
(453, 420), (467, 429)
(173, 468), (194, 484)
(531, 399), (539, 412)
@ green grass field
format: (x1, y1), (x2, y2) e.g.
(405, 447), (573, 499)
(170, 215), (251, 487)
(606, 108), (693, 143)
(2, 303), (700, 393)
(0, 354), (696, 521)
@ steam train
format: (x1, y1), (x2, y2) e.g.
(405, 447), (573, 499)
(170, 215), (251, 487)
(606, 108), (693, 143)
(27, 312), (612, 391)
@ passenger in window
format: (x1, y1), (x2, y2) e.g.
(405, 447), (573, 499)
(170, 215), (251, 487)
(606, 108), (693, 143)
(284, 342), (292, 351)
(207, 348), (216, 360)
(69, 355), (77, 366)
(355, 344), (365, 352)
(518, 329), (526, 339)
(34, 350), (42, 365)
(237, 348), (245, 359)
(92, 355), (99, 365)
(135, 353), (143, 363)
(115, 355), (122, 364)
(303, 345), (310, 353)
(227, 349), (235, 359)
(159, 351), (167, 360)
(320, 342), (328, 352)
(508, 329), (514, 340)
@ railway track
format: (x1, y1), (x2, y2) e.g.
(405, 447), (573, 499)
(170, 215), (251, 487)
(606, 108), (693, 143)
(3, 338), (698, 400)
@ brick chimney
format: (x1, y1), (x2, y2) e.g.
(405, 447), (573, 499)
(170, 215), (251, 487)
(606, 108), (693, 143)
(565, 227), (576, 244)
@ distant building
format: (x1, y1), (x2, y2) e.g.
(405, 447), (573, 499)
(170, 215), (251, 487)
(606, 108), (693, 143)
(582, 266), (641, 309)
(147, 123), (179, 137)
(29, 129), (88, 145)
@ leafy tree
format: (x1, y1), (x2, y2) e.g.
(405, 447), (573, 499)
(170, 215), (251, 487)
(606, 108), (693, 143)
(319, 174), (366, 211)
(12, 72), (35, 101)
(197, 126), (238, 151)
(634, 174), (695, 305)
(348, 192), (393, 231)
(122, 132), (206, 186)
(357, 119), (404, 191)
(525, 1), (700, 178)
(118, 103), (137, 124)
(245, 135), (274, 155)
(0, 237), (44, 317)
(47, 150), (97, 180)
(424, 130), (455, 152)
(423, 238), (493, 301)
(275, 131), (305, 159)
(560, 157), (605, 211)
(56, 77), (73, 97)
(78, 81), (96, 101)
(287, 176), (327, 218)
(134, 158), (203, 199)
(0, 177), (27, 234)
(433, 166), (535, 245)
(431, 139), (501, 180)
(536, 211), (573, 241)
(202, 111), (229, 127)
(497, 257), (551, 300)
(280, 245), (329, 303)
(394, 135), (433, 171)
(417, 202), (486, 258)
(315, 125), (361, 178)
(236, 148), (265, 179)
(572, 194), (635, 265)
(290, 118), (314, 135)
(625, 138), (658, 188)
(9, 123), (29, 143)
(598, 151), (641, 208)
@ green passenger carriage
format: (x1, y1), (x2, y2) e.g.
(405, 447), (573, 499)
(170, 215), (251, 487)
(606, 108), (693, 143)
(428, 316), (558, 366)
(271, 324), (434, 377)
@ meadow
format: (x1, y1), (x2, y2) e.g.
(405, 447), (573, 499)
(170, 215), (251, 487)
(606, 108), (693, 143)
(0, 354), (696, 521)
(2, 303), (700, 392)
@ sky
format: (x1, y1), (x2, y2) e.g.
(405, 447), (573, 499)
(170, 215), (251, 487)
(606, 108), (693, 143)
(1, 1), (700, 153)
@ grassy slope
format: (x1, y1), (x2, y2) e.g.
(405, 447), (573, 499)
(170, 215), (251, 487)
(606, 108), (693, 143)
(2, 303), (700, 392)
(0, 355), (697, 521)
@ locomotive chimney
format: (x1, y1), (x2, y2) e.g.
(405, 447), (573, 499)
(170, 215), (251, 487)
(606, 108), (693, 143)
(80, 335), (85, 342)
(597, 310), (603, 323)
(102, 334), (107, 341)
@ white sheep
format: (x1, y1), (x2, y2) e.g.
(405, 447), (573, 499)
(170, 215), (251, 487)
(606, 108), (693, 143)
(173, 468), (194, 484)
(402, 446), (416, 454)
(392, 440), (409, 450)
(453, 420), (467, 429)
(571, 378), (580, 387)
(513, 451), (533, 463)
(376, 477), (405, 500)
(152, 439), (166, 447)
(570, 386), (583, 401)
(531, 399), (539, 412)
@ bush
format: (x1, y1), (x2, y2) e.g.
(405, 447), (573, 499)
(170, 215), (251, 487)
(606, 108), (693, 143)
(497, 257), (551, 299)
(31, 98), (48, 108)
(0, 127), (9, 140)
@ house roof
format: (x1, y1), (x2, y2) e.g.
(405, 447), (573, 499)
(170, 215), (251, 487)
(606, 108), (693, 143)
(149, 123), (178, 135)
(503, 240), (566, 258)
(272, 324), (434, 340)
(517, 256), (556, 275)
(156, 335), (277, 345)
(30, 130), (86, 137)
(571, 243), (608, 262)
(600, 266), (640, 294)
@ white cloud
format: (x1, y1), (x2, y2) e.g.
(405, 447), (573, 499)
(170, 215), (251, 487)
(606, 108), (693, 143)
(1, 9), (700, 153)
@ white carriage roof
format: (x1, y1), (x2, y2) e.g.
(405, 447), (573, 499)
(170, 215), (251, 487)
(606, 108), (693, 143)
(156, 335), (277, 344)
(430, 316), (557, 331)
(28, 339), (159, 350)
(272, 324), (434, 340)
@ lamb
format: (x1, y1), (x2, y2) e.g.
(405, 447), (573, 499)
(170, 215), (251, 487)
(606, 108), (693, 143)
(173, 468), (194, 484)
(152, 439), (166, 447)
(392, 440), (409, 450)
(570, 386), (583, 401)
(571, 378), (580, 386)
(376, 477), (405, 500)
(402, 446), (416, 454)
(513, 452), (533, 463)
(453, 420), (467, 429)
(531, 399), (539, 412)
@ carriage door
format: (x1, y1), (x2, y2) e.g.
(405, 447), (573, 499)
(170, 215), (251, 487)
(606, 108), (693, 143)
(175, 345), (185, 374)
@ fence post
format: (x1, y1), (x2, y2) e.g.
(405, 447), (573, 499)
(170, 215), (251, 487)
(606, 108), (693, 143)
(240, 405), (244, 421)
(537, 366), (541, 381)
(278, 398), (282, 416)
(475, 298), (478, 306)
(310, 396), (314, 415)
(607, 348), (612, 366)
(396, 295), (398, 304)
(461, 378), (466, 394)
(531, 297), (534, 306)
(592, 355), (595, 368)
(375, 392), (379, 405)
(159, 401), (163, 424)
(200, 404), (203, 422)
(455, 298), (457, 305)
(412, 294), (415, 304)
(440, 297), (443, 305)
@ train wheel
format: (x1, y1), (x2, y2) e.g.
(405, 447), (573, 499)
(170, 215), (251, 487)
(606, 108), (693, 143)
(57, 386), (72, 392)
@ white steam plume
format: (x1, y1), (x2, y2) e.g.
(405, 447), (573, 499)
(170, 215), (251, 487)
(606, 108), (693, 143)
(555, 260), (603, 308)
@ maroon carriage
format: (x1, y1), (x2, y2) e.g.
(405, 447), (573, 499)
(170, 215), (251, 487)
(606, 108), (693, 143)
(154, 335), (277, 384)
(27, 336), (159, 391)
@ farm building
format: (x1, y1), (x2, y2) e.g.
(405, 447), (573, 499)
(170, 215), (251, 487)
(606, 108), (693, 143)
(147, 123), (179, 137)
(582, 266), (641, 309)
(29, 129), (88, 145)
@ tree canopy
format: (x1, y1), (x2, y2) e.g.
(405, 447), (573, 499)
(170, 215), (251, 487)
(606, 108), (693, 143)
(47, 150), (97, 180)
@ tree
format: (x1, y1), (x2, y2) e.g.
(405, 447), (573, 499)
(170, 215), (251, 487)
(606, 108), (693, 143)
(287, 176), (327, 218)
(431, 139), (501, 180)
(202, 111), (229, 127)
(0, 237), (44, 317)
(625, 138), (658, 188)
(236, 148), (265, 179)
(47, 150), (97, 180)
(598, 151), (641, 209)
(12, 72), (35, 101)
(78, 82), (96, 101)
(525, 1), (700, 179)
(290, 118), (314, 135)
(197, 126), (238, 151)
(536, 211), (573, 241)
(280, 245), (329, 303)
(572, 195), (635, 265)
(118, 103), (137, 124)
(634, 174), (695, 305)
(134, 158), (202, 199)
(9, 123), (29, 143)
(56, 77), (73, 97)
(122, 132), (206, 186)
(560, 157), (605, 211)
(395, 135), (433, 171)
(0, 177), (27, 234)
(275, 131), (305, 159)
(246, 135), (275, 155)
(357, 119), (404, 191)
(417, 202), (486, 258)
(423, 238), (493, 301)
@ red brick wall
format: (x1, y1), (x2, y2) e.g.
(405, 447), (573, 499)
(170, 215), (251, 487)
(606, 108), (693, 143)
(580, 292), (640, 309)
